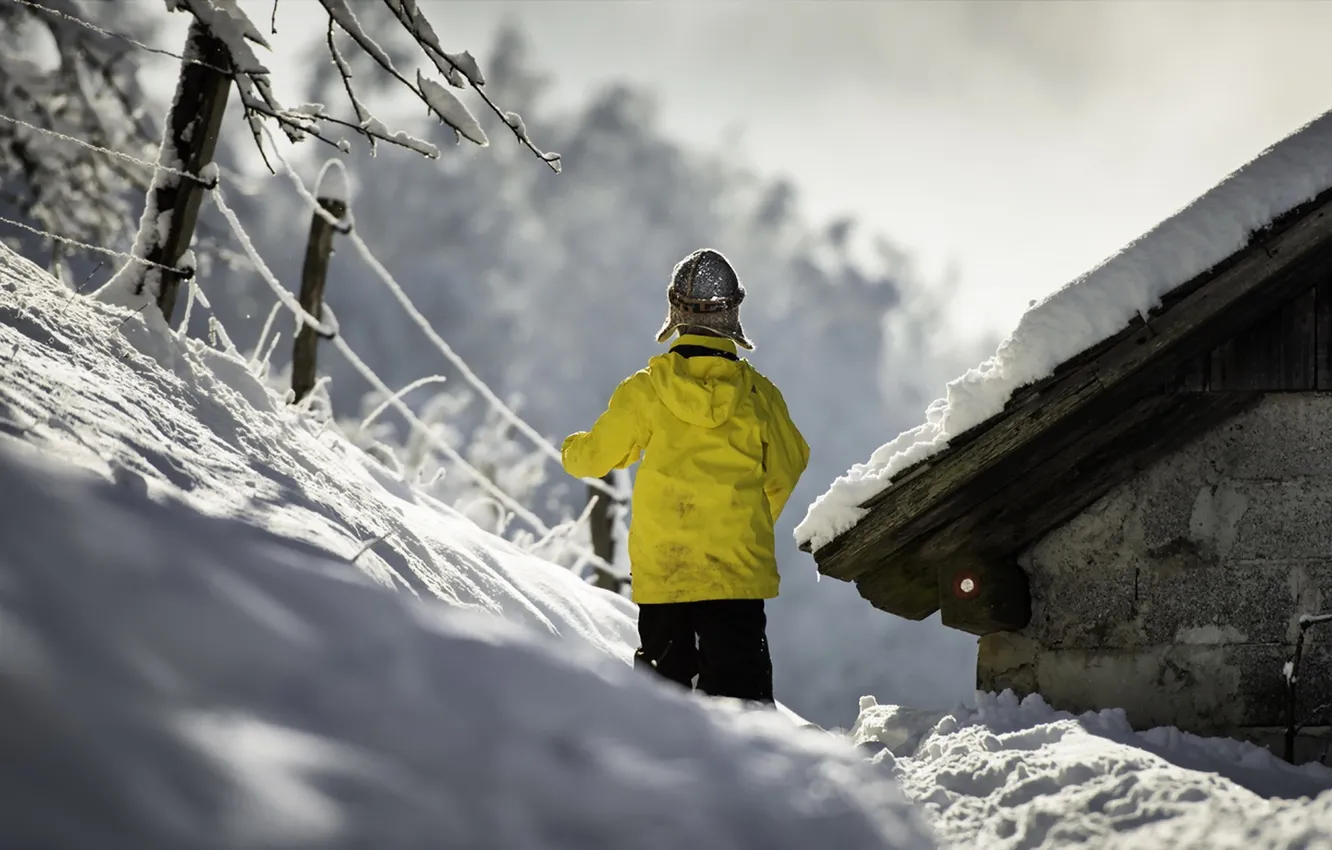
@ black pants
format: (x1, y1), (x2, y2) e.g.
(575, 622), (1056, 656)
(633, 600), (774, 704)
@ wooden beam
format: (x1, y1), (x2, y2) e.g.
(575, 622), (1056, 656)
(1283, 287), (1316, 389)
(812, 187), (1332, 583)
(918, 392), (1259, 562)
(1207, 285), (1315, 391)
(853, 553), (938, 620)
(937, 556), (1031, 635)
(1317, 276), (1332, 389)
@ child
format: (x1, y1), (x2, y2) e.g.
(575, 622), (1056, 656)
(561, 248), (810, 704)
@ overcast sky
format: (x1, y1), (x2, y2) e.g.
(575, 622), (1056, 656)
(157, 0), (1332, 339)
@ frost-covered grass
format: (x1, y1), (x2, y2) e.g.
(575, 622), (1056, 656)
(797, 108), (1332, 552)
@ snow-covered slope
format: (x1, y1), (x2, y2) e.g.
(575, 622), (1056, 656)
(854, 692), (1332, 850)
(0, 245), (929, 848)
(12, 239), (1332, 848)
(1, 244), (635, 660)
(0, 442), (931, 849)
(797, 108), (1332, 552)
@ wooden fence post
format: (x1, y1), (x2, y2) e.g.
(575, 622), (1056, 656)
(291, 164), (348, 404)
(589, 471), (627, 592)
(148, 19), (231, 322)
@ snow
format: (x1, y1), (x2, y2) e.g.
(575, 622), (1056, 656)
(315, 157), (350, 204)
(797, 109), (1332, 552)
(4, 241), (631, 669)
(0, 242), (929, 849)
(360, 114), (440, 159)
(318, 0), (394, 70)
(502, 108), (564, 172)
(175, 0), (271, 72)
(417, 69), (488, 146)
(96, 72), (186, 311)
(445, 48), (486, 86)
(853, 691), (1332, 850)
(0, 441), (928, 849)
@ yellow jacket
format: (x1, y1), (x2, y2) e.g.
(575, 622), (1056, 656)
(562, 334), (810, 604)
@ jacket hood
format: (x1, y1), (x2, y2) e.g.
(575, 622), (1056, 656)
(647, 337), (752, 428)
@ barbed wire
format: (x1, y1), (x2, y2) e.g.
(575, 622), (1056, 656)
(0, 92), (624, 581)
(205, 177), (626, 581)
(0, 213), (190, 277)
(6, 0), (258, 77)
(256, 124), (628, 504)
(323, 306), (628, 582)
(0, 112), (214, 186)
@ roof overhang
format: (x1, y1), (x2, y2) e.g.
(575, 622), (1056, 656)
(804, 185), (1332, 635)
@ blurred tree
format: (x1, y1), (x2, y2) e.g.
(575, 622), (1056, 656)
(0, 0), (159, 278)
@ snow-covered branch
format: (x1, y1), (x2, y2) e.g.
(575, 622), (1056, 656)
(170, 0), (560, 171)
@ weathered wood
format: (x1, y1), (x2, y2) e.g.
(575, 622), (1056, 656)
(854, 392), (1252, 623)
(1168, 349), (1210, 393)
(927, 392), (1259, 560)
(150, 20), (232, 322)
(291, 196), (347, 404)
(813, 186), (1332, 585)
(853, 555), (938, 620)
(1206, 287), (1315, 391)
(1284, 287), (1317, 389)
(937, 556), (1031, 635)
(1089, 203), (1332, 391)
(813, 375), (1104, 580)
(1317, 277), (1332, 389)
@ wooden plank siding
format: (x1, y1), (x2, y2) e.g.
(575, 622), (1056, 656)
(809, 186), (1332, 629)
(1169, 280), (1322, 392)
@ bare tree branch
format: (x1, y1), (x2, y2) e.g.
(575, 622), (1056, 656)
(326, 17), (375, 155)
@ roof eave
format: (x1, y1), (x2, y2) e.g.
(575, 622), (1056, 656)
(812, 184), (1332, 627)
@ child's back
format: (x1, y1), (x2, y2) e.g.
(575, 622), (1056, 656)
(562, 249), (809, 703)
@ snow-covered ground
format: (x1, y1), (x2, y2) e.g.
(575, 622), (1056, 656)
(7, 240), (1332, 848)
(0, 245), (927, 847)
(0, 441), (931, 849)
(855, 693), (1332, 850)
(797, 108), (1332, 552)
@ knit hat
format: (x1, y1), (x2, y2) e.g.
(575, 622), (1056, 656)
(655, 248), (754, 350)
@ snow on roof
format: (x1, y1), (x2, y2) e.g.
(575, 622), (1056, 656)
(796, 108), (1332, 553)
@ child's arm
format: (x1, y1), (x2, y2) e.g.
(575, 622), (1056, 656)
(755, 376), (810, 521)
(561, 372), (651, 479)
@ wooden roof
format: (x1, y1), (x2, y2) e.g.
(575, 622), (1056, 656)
(803, 184), (1332, 635)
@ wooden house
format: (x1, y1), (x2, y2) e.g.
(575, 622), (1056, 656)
(803, 160), (1332, 760)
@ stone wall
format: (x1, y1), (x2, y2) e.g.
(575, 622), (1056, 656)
(979, 393), (1332, 758)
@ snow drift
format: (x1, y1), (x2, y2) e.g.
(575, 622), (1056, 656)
(798, 108), (1332, 552)
(854, 692), (1332, 850)
(0, 441), (927, 849)
(0, 244), (929, 848)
